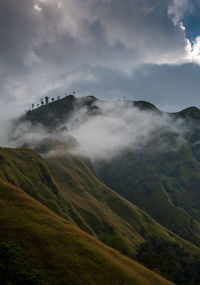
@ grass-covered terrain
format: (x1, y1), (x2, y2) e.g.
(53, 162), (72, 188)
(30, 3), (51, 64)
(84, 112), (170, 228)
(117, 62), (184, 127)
(139, 145), (200, 222)
(137, 237), (200, 285)
(21, 96), (200, 231)
(9, 95), (200, 284)
(0, 241), (43, 284)
(0, 171), (175, 285)
(1, 147), (196, 257)
(46, 153), (188, 253)
(95, 149), (200, 247)
(1, 146), (200, 284)
(0, 147), (74, 221)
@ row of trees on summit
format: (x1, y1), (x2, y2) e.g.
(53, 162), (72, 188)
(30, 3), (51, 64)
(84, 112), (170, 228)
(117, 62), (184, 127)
(27, 91), (76, 112)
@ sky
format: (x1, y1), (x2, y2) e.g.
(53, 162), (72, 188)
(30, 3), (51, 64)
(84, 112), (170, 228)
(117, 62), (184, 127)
(1, 0), (200, 117)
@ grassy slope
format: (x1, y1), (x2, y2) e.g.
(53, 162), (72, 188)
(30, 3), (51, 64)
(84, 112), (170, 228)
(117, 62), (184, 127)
(45, 153), (200, 256)
(0, 147), (143, 256)
(0, 147), (73, 219)
(142, 145), (200, 222)
(0, 146), (96, 236)
(0, 147), (198, 259)
(23, 96), (200, 227)
(0, 178), (175, 285)
(94, 149), (200, 247)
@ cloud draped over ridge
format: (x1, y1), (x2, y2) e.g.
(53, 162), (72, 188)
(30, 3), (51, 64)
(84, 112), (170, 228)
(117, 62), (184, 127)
(0, 0), (200, 113)
(66, 101), (186, 159)
(4, 100), (186, 160)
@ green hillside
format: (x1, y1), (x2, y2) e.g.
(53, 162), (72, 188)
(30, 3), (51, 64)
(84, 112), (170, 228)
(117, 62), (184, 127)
(10, 95), (200, 284)
(0, 147), (74, 221)
(139, 144), (200, 222)
(45, 153), (193, 253)
(39, 150), (200, 284)
(1, 146), (200, 284)
(174, 106), (200, 162)
(94, 149), (200, 247)
(0, 177), (175, 285)
(19, 97), (200, 244)
(1, 146), (195, 258)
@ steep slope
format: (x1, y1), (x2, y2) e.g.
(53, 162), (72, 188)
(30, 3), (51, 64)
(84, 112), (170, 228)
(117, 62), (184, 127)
(21, 95), (99, 129)
(0, 147), (199, 256)
(174, 106), (200, 162)
(0, 146), (191, 258)
(0, 178), (175, 285)
(0, 147), (73, 221)
(139, 144), (200, 223)
(23, 94), (76, 128)
(44, 151), (200, 260)
(94, 149), (200, 247)
(11, 96), (200, 283)
(19, 96), (200, 243)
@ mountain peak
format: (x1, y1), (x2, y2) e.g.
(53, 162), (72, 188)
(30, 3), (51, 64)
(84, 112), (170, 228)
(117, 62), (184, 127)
(175, 106), (200, 121)
(133, 100), (160, 112)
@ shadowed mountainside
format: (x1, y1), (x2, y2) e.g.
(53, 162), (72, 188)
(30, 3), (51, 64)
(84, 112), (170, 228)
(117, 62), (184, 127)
(1, 147), (197, 258)
(0, 146), (200, 284)
(9, 95), (200, 284)
(94, 148), (200, 246)
(0, 176), (175, 285)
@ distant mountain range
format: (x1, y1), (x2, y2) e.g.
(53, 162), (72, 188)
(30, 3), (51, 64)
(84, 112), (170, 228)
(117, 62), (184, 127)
(2, 95), (200, 284)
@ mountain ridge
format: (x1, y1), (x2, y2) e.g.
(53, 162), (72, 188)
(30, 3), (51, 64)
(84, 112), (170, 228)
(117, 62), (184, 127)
(4, 95), (200, 284)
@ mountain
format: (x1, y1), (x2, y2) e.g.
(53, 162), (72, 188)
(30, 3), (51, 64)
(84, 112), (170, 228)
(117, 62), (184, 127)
(27, 95), (200, 246)
(45, 151), (196, 252)
(170, 106), (200, 162)
(94, 148), (200, 246)
(21, 95), (99, 129)
(0, 146), (199, 284)
(0, 168), (175, 285)
(1, 146), (197, 255)
(4, 95), (200, 284)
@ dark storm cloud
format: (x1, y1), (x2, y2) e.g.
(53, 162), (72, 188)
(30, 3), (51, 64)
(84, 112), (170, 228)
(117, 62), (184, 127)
(0, 0), (197, 114)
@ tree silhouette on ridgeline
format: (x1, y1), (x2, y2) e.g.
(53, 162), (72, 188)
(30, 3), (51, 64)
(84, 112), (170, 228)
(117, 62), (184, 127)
(26, 91), (74, 113)
(45, 96), (49, 105)
(40, 98), (44, 106)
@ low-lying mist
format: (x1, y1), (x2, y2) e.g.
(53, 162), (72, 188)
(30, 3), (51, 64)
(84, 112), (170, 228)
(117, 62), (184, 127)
(1, 99), (187, 161)
(66, 101), (186, 159)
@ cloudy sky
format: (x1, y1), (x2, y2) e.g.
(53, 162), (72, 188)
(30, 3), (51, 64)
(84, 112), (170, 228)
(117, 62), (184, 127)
(1, 0), (200, 117)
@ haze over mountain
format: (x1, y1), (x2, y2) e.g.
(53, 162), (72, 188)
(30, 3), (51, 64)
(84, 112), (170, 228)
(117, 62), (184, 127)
(5, 95), (185, 156)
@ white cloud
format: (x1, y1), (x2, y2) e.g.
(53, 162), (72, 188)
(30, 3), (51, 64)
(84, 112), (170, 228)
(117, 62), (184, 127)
(4, 98), (186, 160)
(167, 0), (200, 65)
(180, 22), (186, 31)
(186, 36), (200, 63)
(168, 0), (188, 25)
(67, 101), (185, 159)
(34, 3), (42, 11)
